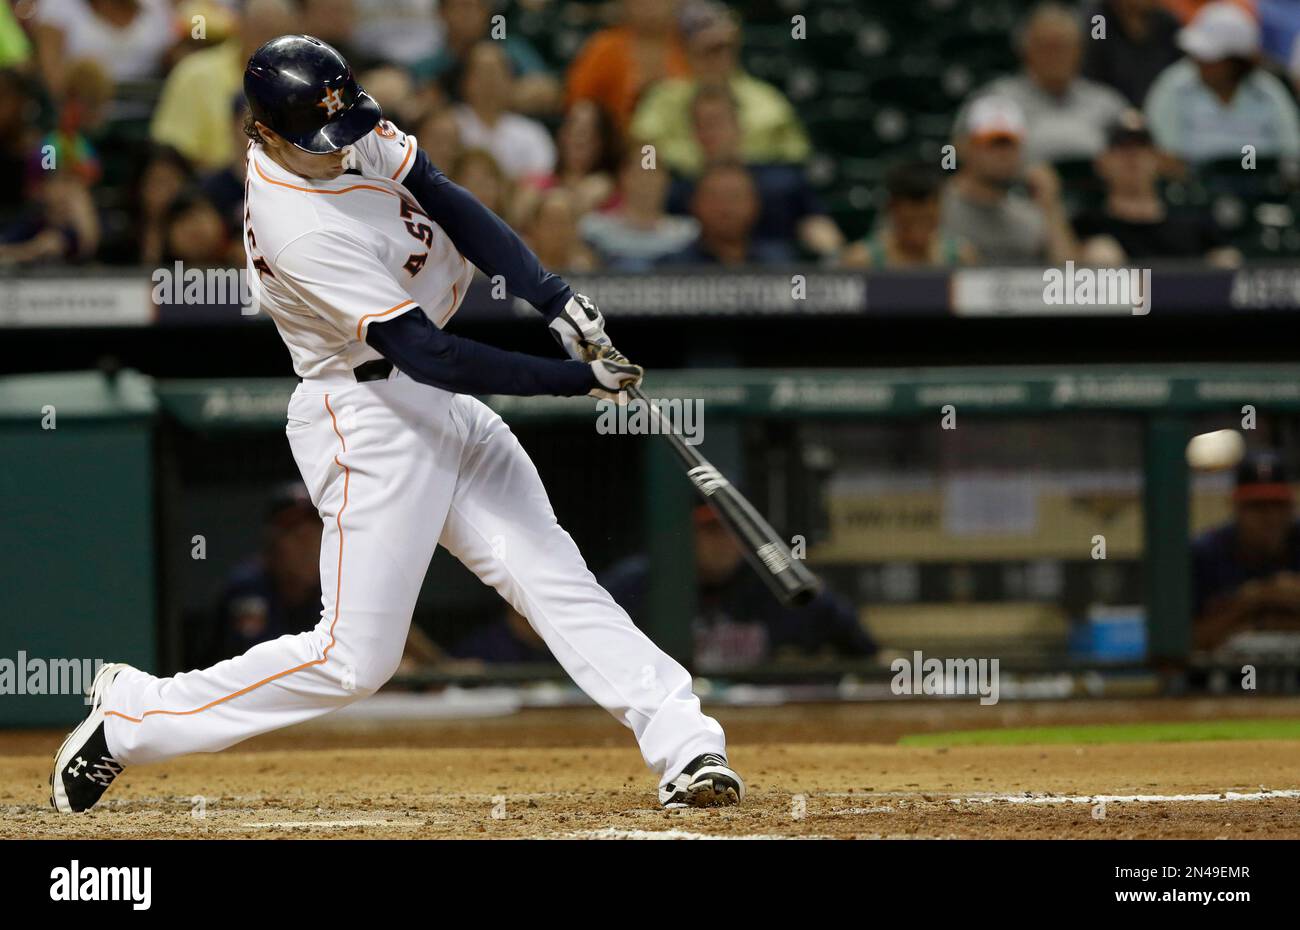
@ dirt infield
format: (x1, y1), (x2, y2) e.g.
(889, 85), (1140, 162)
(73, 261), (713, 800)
(5, 698), (1300, 839)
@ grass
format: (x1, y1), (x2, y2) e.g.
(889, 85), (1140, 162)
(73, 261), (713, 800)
(899, 718), (1300, 747)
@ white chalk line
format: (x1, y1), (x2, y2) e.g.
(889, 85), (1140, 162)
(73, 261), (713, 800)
(555, 828), (829, 840)
(951, 789), (1300, 805)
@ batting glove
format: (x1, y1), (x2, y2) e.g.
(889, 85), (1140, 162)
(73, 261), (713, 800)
(550, 293), (611, 361)
(589, 345), (643, 404)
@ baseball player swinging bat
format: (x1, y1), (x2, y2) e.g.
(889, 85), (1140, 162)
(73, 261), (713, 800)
(50, 35), (744, 816)
(625, 386), (820, 607)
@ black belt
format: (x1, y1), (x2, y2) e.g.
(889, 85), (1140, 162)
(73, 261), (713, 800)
(353, 359), (394, 382)
(297, 359), (394, 384)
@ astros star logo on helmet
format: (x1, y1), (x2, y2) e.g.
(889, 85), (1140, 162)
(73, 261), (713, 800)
(317, 87), (345, 117)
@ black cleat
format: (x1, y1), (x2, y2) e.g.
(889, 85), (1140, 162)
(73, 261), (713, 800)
(50, 663), (129, 813)
(659, 752), (745, 809)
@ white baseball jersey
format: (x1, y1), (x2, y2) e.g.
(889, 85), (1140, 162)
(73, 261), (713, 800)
(243, 120), (477, 379)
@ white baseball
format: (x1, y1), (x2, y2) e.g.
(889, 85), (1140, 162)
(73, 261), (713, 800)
(1185, 429), (1246, 471)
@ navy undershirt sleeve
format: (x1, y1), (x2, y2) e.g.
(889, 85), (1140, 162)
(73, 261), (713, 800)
(366, 306), (595, 397)
(401, 149), (572, 321)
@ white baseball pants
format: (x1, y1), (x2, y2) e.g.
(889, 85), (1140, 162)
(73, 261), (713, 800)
(103, 370), (726, 785)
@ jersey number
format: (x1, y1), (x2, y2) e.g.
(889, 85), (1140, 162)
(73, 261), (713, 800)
(400, 201), (433, 277)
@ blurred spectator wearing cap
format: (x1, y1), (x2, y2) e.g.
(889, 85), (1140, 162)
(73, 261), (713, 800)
(660, 160), (796, 266)
(600, 505), (876, 673)
(581, 143), (700, 270)
(150, 0), (295, 173)
(941, 96), (1078, 265)
(629, 1), (810, 178)
(1145, 1), (1300, 164)
(32, 0), (177, 105)
(665, 84), (842, 260)
(842, 161), (974, 269)
(566, 0), (690, 132)
(1082, 0), (1183, 107)
(454, 41), (555, 181)
(1192, 452), (1300, 651)
(960, 2), (1128, 163)
(412, 0), (560, 116)
(1076, 110), (1241, 266)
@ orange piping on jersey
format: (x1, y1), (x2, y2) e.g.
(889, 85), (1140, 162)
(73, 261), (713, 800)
(253, 159), (400, 197)
(437, 257), (470, 327)
(104, 397), (351, 725)
(356, 299), (414, 340)
(390, 142), (414, 180)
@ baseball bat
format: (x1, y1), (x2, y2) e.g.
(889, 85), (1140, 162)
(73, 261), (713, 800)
(627, 385), (821, 607)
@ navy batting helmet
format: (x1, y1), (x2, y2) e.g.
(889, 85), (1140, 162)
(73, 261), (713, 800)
(244, 35), (381, 154)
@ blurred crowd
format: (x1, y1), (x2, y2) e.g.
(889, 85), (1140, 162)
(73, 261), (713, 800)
(2, 0), (1299, 271)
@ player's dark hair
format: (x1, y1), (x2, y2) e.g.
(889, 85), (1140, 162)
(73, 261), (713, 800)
(886, 161), (944, 203)
(243, 110), (264, 144)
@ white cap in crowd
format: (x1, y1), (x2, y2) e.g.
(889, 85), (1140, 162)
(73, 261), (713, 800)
(962, 96), (1027, 142)
(1177, 1), (1261, 62)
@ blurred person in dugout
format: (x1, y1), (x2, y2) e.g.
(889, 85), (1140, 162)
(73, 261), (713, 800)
(940, 95), (1078, 265)
(206, 484), (442, 670)
(599, 505), (876, 672)
(841, 161), (975, 268)
(1193, 453), (1300, 652)
(1075, 110), (1242, 267)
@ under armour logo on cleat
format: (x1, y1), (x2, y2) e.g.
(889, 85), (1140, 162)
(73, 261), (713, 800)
(68, 757), (88, 777)
(86, 758), (122, 787)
